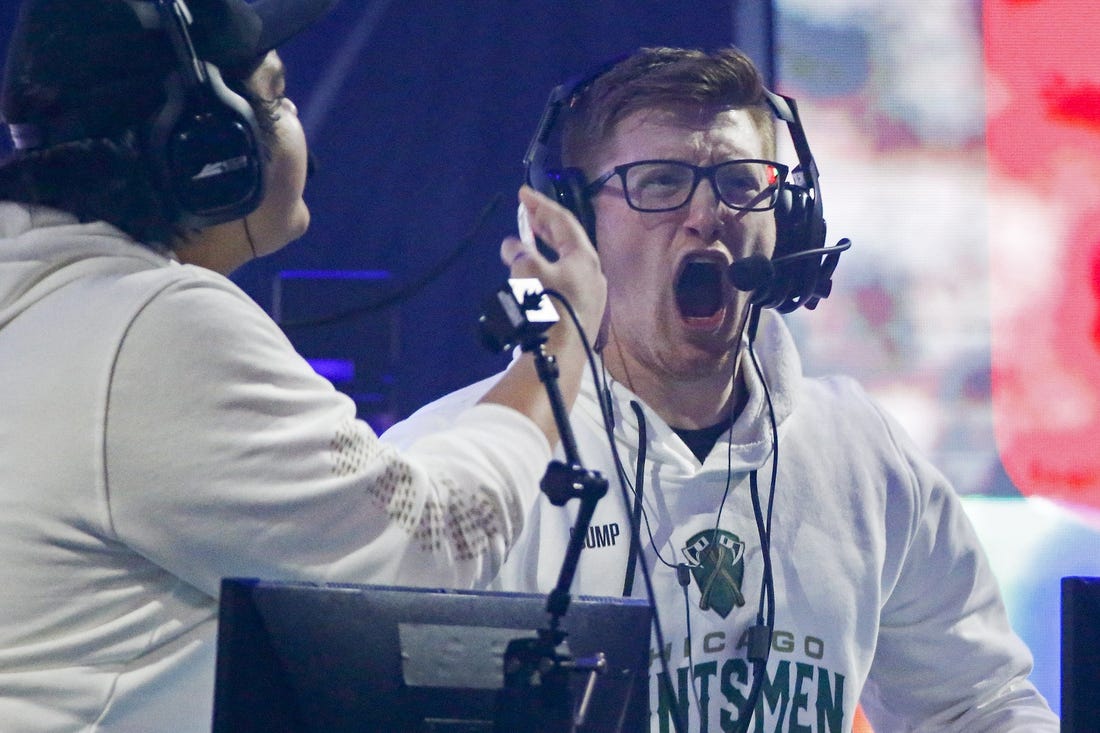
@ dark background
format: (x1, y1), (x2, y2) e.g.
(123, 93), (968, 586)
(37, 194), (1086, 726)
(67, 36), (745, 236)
(0, 0), (770, 429)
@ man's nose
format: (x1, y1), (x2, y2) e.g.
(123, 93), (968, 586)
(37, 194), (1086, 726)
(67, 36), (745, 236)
(682, 177), (726, 240)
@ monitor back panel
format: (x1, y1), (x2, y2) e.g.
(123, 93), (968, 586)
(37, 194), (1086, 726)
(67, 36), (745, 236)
(1062, 575), (1100, 732)
(213, 579), (652, 733)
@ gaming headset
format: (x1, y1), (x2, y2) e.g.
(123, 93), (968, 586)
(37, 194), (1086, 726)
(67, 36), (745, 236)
(522, 54), (847, 314)
(147, 0), (265, 229)
(7, 0), (265, 230)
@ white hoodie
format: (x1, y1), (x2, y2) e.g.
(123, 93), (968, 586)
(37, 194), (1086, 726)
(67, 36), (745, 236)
(0, 202), (550, 732)
(384, 295), (1059, 732)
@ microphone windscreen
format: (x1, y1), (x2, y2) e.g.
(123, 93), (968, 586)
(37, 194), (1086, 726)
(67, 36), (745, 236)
(728, 255), (775, 292)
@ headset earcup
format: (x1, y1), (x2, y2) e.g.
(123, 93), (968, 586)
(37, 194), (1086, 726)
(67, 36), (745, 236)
(166, 102), (262, 220)
(555, 166), (597, 247)
(148, 67), (264, 229)
(773, 186), (804, 261)
(768, 183), (825, 312)
(529, 166), (597, 256)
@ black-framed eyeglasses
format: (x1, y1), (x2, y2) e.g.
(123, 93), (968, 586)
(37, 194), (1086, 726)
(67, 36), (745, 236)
(585, 159), (788, 213)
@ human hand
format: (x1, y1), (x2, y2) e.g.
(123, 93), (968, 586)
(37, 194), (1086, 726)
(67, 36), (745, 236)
(479, 186), (605, 444)
(500, 186), (606, 344)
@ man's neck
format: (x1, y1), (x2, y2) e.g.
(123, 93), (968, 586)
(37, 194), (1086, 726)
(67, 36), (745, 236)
(604, 347), (748, 430)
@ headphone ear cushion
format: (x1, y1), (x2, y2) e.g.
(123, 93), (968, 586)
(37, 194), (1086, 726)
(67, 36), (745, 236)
(765, 185), (821, 312)
(148, 67), (264, 229)
(163, 103), (262, 218)
(774, 185), (811, 260)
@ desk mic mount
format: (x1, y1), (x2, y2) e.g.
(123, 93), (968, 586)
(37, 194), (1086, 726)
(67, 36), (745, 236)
(479, 279), (612, 732)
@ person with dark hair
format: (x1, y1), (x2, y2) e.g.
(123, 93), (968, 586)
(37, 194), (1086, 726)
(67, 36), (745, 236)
(384, 47), (1059, 731)
(0, 1), (603, 730)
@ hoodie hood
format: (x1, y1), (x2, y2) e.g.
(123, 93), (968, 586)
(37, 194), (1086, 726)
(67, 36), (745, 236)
(0, 202), (169, 331)
(574, 307), (803, 474)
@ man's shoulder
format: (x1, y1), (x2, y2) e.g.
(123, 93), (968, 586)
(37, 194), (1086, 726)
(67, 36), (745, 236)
(788, 372), (901, 441)
(801, 372), (869, 401)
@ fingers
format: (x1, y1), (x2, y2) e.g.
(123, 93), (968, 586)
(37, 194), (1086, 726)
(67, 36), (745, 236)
(499, 235), (538, 278)
(496, 185), (606, 340)
(516, 185), (593, 260)
(499, 185), (593, 277)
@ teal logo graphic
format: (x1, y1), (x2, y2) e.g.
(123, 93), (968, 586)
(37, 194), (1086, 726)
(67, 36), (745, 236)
(681, 530), (747, 618)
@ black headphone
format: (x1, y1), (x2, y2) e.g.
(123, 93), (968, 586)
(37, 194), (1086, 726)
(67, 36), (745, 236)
(7, 0), (266, 230)
(147, 0), (265, 229)
(523, 57), (844, 314)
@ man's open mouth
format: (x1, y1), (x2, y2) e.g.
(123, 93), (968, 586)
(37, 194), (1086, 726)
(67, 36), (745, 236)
(675, 259), (725, 319)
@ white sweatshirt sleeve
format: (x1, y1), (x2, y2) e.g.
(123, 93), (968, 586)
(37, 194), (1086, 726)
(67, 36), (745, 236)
(103, 269), (550, 596)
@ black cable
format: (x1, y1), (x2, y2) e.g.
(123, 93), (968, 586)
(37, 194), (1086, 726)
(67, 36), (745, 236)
(681, 574), (702, 713)
(622, 401), (648, 596)
(277, 193), (504, 328)
(603, 393), (677, 573)
(596, 337), (744, 733)
(535, 293), (778, 733)
(733, 310), (780, 733)
(709, 416), (737, 544)
(749, 321), (779, 631)
(542, 289), (687, 733)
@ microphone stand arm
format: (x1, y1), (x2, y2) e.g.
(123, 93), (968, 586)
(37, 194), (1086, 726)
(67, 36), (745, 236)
(478, 278), (610, 626)
(523, 336), (608, 628)
(479, 281), (610, 733)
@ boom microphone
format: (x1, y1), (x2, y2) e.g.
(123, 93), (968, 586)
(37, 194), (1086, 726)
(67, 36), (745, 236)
(728, 239), (852, 293)
(728, 255), (775, 292)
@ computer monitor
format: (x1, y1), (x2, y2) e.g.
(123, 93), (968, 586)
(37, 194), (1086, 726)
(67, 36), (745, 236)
(212, 578), (652, 733)
(1062, 575), (1100, 732)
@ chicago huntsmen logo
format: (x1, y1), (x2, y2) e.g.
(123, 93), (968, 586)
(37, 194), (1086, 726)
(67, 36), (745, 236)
(681, 530), (747, 618)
